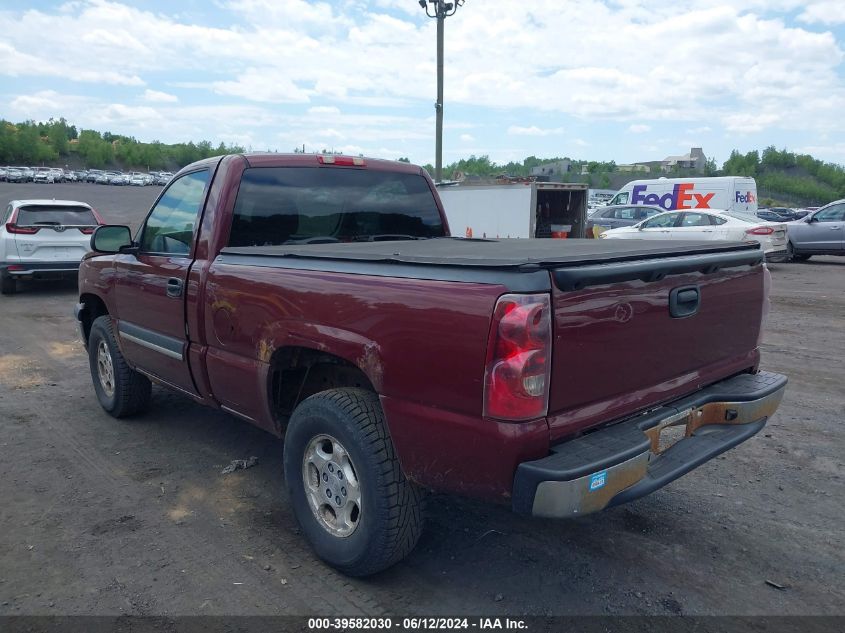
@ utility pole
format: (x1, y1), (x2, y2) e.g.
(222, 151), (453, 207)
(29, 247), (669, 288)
(419, 0), (465, 183)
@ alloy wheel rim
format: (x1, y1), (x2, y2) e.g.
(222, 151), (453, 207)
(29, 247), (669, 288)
(96, 340), (116, 398)
(302, 434), (362, 538)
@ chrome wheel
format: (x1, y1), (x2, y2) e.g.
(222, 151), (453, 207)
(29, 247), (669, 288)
(302, 434), (361, 538)
(96, 340), (116, 398)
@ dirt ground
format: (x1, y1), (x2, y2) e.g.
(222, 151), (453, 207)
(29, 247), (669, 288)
(0, 182), (842, 617)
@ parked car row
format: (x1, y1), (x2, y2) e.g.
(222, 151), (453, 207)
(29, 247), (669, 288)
(1, 166), (173, 186)
(86, 170), (174, 186)
(597, 200), (845, 263)
(83, 169), (174, 186)
(756, 207), (812, 222)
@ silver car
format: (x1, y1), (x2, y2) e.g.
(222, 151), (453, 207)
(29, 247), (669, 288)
(786, 199), (845, 262)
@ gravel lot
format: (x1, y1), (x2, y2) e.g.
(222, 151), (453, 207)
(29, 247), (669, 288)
(0, 182), (843, 617)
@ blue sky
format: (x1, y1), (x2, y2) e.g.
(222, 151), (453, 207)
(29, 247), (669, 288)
(1, 0), (844, 168)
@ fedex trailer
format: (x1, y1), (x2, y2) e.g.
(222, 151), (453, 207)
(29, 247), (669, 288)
(608, 177), (758, 214)
(436, 182), (589, 239)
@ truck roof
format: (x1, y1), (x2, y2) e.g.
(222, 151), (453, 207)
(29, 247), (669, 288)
(222, 237), (758, 269)
(243, 153), (423, 174)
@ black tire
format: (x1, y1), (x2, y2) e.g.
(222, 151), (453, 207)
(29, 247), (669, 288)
(1, 274), (16, 295)
(786, 242), (810, 262)
(88, 315), (152, 418)
(284, 388), (423, 577)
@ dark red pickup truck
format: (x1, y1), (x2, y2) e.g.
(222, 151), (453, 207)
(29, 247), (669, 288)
(76, 153), (786, 576)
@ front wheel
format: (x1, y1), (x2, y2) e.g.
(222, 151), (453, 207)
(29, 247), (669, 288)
(284, 389), (423, 577)
(88, 316), (152, 418)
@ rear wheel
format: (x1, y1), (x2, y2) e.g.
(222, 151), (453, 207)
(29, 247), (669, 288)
(88, 316), (152, 418)
(1, 274), (16, 295)
(786, 242), (810, 262)
(284, 388), (423, 577)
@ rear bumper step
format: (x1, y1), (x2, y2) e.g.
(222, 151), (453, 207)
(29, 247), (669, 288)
(1, 261), (81, 276)
(512, 371), (787, 517)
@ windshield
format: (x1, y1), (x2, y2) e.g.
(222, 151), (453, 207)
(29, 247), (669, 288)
(17, 205), (97, 226)
(228, 167), (446, 246)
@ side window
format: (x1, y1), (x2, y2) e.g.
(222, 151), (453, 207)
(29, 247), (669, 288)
(140, 171), (209, 255)
(642, 213), (679, 229)
(710, 215), (728, 225)
(615, 207), (639, 220)
(613, 192), (629, 205)
(680, 213), (712, 227)
(814, 204), (845, 222)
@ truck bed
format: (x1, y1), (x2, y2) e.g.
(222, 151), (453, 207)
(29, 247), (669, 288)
(220, 237), (758, 269)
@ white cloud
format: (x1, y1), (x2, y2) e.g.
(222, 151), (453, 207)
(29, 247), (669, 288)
(308, 106), (341, 115)
(0, 42), (144, 86)
(9, 90), (90, 113)
(143, 89), (178, 103)
(798, 1), (845, 25)
(507, 126), (565, 137)
(628, 124), (651, 133)
(212, 68), (311, 104)
(0, 1), (844, 164)
(722, 112), (783, 133)
(459, 134), (475, 142)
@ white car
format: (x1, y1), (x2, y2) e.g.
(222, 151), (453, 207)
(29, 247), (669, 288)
(32, 169), (56, 184)
(1, 199), (103, 295)
(599, 209), (788, 259)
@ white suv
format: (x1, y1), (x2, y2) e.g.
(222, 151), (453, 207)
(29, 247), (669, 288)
(1, 199), (103, 295)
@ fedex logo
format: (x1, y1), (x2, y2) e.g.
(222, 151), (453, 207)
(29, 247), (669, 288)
(736, 191), (756, 204)
(631, 184), (715, 210)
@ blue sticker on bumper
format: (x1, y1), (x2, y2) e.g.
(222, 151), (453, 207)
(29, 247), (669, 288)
(589, 470), (607, 491)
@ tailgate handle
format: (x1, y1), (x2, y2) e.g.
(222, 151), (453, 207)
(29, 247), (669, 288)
(166, 277), (184, 298)
(669, 286), (700, 318)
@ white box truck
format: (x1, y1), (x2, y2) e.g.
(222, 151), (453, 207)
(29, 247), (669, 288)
(607, 176), (758, 214)
(436, 182), (589, 239)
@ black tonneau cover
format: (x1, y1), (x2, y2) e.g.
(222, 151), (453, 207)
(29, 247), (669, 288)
(221, 237), (758, 269)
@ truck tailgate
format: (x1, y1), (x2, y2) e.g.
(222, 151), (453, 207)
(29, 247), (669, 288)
(546, 248), (766, 442)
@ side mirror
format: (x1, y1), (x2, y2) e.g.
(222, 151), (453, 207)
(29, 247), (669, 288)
(807, 215), (818, 223)
(91, 225), (134, 254)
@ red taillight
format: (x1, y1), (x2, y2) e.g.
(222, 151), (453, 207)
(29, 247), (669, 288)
(91, 208), (105, 224)
(5, 223), (40, 235)
(318, 155), (365, 166)
(746, 226), (774, 235)
(80, 227), (95, 234)
(483, 293), (552, 421)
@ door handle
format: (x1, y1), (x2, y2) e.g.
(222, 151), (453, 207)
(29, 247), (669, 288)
(669, 286), (700, 318)
(166, 277), (184, 298)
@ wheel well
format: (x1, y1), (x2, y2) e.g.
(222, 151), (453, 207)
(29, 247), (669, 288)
(269, 347), (376, 426)
(79, 293), (109, 344)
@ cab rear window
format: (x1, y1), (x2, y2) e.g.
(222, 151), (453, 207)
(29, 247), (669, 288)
(228, 167), (446, 246)
(17, 206), (97, 226)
